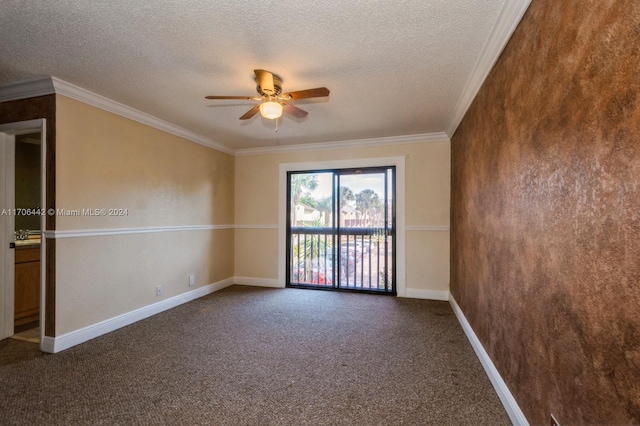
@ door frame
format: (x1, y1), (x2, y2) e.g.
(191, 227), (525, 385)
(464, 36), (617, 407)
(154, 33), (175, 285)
(278, 156), (406, 297)
(286, 167), (396, 294)
(0, 119), (47, 346)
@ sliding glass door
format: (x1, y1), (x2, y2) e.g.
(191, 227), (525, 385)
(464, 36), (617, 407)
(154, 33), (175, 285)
(286, 167), (395, 294)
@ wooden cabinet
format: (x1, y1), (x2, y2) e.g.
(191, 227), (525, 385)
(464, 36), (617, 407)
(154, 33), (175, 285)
(15, 247), (40, 326)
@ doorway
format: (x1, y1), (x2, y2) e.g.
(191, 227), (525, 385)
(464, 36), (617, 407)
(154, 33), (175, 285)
(286, 167), (396, 294)
(0, 120), (46, 345)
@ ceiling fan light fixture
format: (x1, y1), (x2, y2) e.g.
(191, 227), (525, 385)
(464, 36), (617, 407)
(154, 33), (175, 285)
(205, 69), (329, 122)
(259, 101), (283, 119)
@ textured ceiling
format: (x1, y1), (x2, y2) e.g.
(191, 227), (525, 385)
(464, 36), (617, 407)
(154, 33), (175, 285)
(0, 0), (525, 150)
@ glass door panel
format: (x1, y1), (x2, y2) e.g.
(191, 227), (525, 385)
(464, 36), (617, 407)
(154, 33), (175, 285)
(289, 172), (335, 287)
(287, 167), (395, 294)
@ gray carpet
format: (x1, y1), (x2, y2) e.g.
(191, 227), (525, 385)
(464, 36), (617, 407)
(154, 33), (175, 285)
(0, 285), (510, 425)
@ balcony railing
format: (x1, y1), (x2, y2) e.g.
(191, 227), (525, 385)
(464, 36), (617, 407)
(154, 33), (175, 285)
(289, 227), (393, 292)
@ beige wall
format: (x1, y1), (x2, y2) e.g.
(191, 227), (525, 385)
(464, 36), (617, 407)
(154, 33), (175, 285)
(56, 96), (234, 228)
(234, 139), (450, 294)
(52, 94), (450, 336)
(55, 95), (234, 335)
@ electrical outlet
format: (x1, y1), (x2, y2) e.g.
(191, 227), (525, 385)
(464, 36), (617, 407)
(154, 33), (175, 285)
(550, 414), (561, 426)
(189, 275), (195, 286)
(156, 285), (163, 297)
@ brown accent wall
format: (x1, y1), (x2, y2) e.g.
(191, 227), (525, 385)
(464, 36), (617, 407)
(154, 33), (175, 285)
(451, 1), (640, 424)
(0, 95), (56, 337)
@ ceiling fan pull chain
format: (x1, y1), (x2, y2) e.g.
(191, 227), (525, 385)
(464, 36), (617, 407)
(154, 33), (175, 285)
(275, 117), (279, 132)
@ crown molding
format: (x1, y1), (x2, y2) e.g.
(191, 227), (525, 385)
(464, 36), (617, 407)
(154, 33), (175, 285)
(0, 77), (56, 102)
(0, 77), (235, 156)
(446, 0), (532, 138)
(50, 78), (235, 155)
(235, 132), (450, 156)
(0, 77), (448, 157)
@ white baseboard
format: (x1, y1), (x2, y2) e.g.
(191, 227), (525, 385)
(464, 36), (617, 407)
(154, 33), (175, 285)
(449, 294), (529, 426)
(40, 336), (56, 353)
(233, 278), (449, 300)
(233, 277), (283, 288)
(404, 288), (450, 301)
(43, 277), (234, 353)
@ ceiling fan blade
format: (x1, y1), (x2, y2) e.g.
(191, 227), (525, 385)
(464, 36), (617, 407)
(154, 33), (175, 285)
(254, 69), (275, 94)
(283, 103), (308, 118)
(283, 87), (330, 100)
(239, 104), (260, 120)
(205, 95), (257, 100)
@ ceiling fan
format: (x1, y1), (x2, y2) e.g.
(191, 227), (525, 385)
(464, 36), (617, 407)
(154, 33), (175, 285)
(205, 69), (330, 121)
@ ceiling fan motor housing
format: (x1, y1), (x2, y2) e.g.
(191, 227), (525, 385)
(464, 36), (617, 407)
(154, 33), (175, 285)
(257, 74), (283, 97)
(205, 69), (328, 120)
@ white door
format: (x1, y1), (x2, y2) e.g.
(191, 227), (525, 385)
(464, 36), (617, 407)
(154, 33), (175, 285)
(0, 131), (16, 339)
